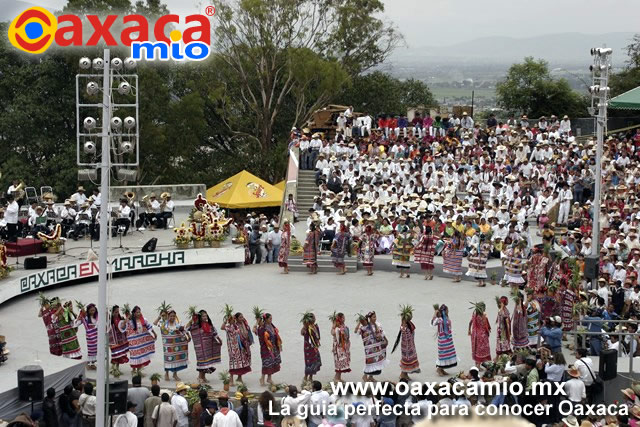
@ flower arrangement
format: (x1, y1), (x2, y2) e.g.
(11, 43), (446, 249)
(38, 224), (65, 252)
(0, 244), (12, 280)
(289, 237), (303, 254)
(232, 231), (245, 244)
(191, 220), (207, 242)
(173, 223), (192, 246)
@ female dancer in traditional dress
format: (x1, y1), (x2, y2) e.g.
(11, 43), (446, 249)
(126, 306), (157, 376)
(359, 222), (377, 276)
(278, 219), (291, 274)
(38, 297), (62, 356)
(413, 225), (435, 280)
(301, 312), (321, 382)
(559, 283), (578, 335)
(331, 312), (351, 382)
(392, 306), (420, 379)
(503, 242), (526, 288)
(468, 302), (491, 365)
(467, 234), (491, 287)
(108, 305), (129, 377)
(525, 290), (541, 347)
(303, 222), (321, 274)
(511, 292), (530, 350)
(443, 231), (465, 282)
(495, 296), (512, 357)
(76, 304), (98, 369)
(432, 304), (458, 376)
(155, 309), (190, 381)
(222, 312), (253, 386)
(527, 246), (550, 293)
(331, 219), (351, 275)
(392, 224), (413, 279)
(187, 309), (222, 384)
(256, 313), (282, 386)
(54, 301), (83, 360)
(355, 311), (388, 382)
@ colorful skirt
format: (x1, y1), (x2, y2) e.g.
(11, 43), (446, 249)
(190, 327), (222, 373)
(443, 249), (464, 276)
(466, 254), (488, 279)
(512, 312), (530, 349)
(58, 321), (83, 360)
(109, 333), (129, 365)
(304, 342), (322, 375)
(128, 332), (155, 369)
(527, 307), (540, 346)
(400, 330), (420, 373)
(436, 332), (458, 368)
(333, 343), (351, 373)
(43, 315), (62, 356)
(84, 323), (98, 362)
(161, 332), (189, 372)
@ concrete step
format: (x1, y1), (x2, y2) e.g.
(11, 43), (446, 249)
(288, 255), (358, 273)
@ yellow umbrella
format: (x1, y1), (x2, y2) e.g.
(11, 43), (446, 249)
(206, 170), (283, 209)
(275, 180), (286, 191)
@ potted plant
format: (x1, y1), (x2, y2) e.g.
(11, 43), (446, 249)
(219, 370), (231, 392)
(42, 238), (64, 254)
(289, 237), (303, 255)
(150, 373), (162, 386)
(490, 271), (497, 286)
(193, 234), (206, 249)
(173, 223), (192, 249)
(210, 234), (226, 248)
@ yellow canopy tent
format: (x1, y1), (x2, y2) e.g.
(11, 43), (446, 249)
(206, 170), (283, 209)
(274, 180), (286, 191)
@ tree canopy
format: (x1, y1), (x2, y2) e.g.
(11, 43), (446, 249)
(496, 57), (588, 119)
(610, 34), (640, 97)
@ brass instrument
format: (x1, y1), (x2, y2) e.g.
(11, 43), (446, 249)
(160, 192), (170, 211)
(13, 181), (25, 200)
(125, 191), (135, 203)
(141, 194), (152, 213)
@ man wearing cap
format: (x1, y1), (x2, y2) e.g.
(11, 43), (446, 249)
(564, 368), (586, 406)
(171, 383), (190, 427)
(71, 186), (88, 205)
(540, 316), (563, 354)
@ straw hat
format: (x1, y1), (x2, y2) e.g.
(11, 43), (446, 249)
(567, 368), (580, 378)
(175, 382), (190, 393)
(562, 416), (579, 427)
(622, 388), (636, 401)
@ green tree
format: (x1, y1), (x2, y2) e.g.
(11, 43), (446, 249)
(610, 34), (640, 97)
(496, 57), (588, 118)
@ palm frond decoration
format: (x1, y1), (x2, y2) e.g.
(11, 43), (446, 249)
(496, 354), (510, 371)
(515, 348), (531, 361)
(75, 300), (85, 311)
(495, 296), (502, 308)
(328, 311), (338, 323)
(252, 306), (264, 321)
(157, 301), (172, 314)
(37, 292), (49, 307)
(300, 311), (314, 324)
(547, 280), (560, 294)
(122, 303), (131, 316)
(433, 303), (440, 312)
(399, 304), (414, 322)
(355, 312), (367, 324)
(469, 301), (486, 315)
(573, 301), (588, 317)
(186, 305), (198, 317)
(222, 304), (234, 321)
(510, 287), (523, 304)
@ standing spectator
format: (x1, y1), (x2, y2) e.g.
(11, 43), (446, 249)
(564, 367), (586, 406)
(309, 133), (322, 167)
(151, 393), (177, 427)
(171, 383), (190, 427)
(114, 401), (139, 427)
(79, 382), (96, 427)
(143, 385), (162, 427)
(249, 226), (263, 264)
(59, 385), (80, 427)
(540, 316), (563, 354)
(201, 401), (218, 427)
(267, 224), (282, 263)
(127, 375), (150, 425)
(308, 381), (331, 427)
(5, 194), (19, 242)
(574, 348), (597, 403)
(213, 399), (243, 427)
(259, 225), (269, 263)
(284, 194), (298, 223)
(234, 397), (254, 427)
(191, 389), (210, 427)
(299, 136), (310, 170)
(43, 387), (59, 427)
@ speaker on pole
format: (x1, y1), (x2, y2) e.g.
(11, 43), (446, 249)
(599, 348), (618, 381)
(141, 237), (157, 253)
(584, 255), (599, 281)
(108, 380), (129, 415)
(17, 366), (44, 401)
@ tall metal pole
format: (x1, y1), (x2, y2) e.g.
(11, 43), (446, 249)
(96, 48), (111, 427)
(592, 112), (604, 254)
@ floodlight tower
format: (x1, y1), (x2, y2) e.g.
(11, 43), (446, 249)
(76, 49), (139, 427)
(588, 47), (612, 276)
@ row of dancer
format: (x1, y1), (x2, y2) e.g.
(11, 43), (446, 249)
(38, 296), (462, 384)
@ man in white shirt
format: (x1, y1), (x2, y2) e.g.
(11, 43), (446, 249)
(309, 134), (323, 170)
(171, 383), (190, 427)
(5, 194), (20, 242)
(559, 115), (571, 134)
(79, 382), (97, 425)
(564, 368), (586, 403)
(160, 193), (175, 229)
(152, 393), (178, 427)
(460, 112), (474, 130)
(71, 186), (88, 205)
(299, 136), (310, 170)
(267, 224), (282, 263)
(212, 400), (242, 427)
(114, 401), (139, 426)
(308, 381), (331, 427)
(114, 199), (132, 237)
(557, 182), (572, 224)
(574, 348), (596, 403)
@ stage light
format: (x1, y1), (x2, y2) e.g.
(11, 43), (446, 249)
(78, 169), (97, 181)
(83, 116), (97, 130)
(117, 81), (131, 95)
(123, 116), (135, 129)
(84, 141), (96, 154)
(117, 168), (138, 181)
(86, 81), (100, 96)
(124, 57), (136, 70)
(110, 116), (123, 130)
(79, 57), (91, 69)
(120, 140), (133, 153)
(111, 57), (123, 70)
(92, 58), (104, 69)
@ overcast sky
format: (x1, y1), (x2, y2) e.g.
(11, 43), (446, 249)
(18, 0), (640, 46)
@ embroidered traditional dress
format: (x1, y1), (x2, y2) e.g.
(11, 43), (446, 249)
(466, 243), (491, 279)
(527, 253), (549, 292)
(560, 287), (577, 331)
(432, 317), (458, 368)
(504, 248), (526, 284)
(56, 310), (82, 359)
(392, 235), (412, 269)
(359, 323), (387, 375)
(126, 318), (155, 369)
(442, 239), (464, 276)
(539, 295), (560, 320)
(76, 313), (97, 363)
(108, 317), (129, 364)
(511, 303), (529, 350)
(496, 307), (512, 355)
(526, 300), (541, 346)
(224, 322), (253, 375)
(331, 231), (351, 267)
(332, 324), (351, 373)
(188, 322), (222, 373)
(359, 232), (376, 267)
(158, 320), (189, 372)
(413, 234), (435, 270)
(258, 323), (282, 375)
(278, 229), (291, 268)
(303, 324), (322, 375)
(470, 312), (491, 364)
(303, 230), (321, 268)
(41, 307), (62, 356)
(399, 324), (420, 373)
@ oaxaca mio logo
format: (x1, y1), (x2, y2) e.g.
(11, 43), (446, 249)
(7, 6), (213, 61)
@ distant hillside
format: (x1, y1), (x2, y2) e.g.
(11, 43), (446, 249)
(0, 0), (58, 22)
(392, 32), (635, 67)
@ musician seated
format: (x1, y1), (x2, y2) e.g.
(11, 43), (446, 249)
(72, 203), (93, 241)
(159, 193), (175, 229)
(28, 206), (48, 236)
(91, 189), (101, 208)
(137, 193), (161, 230)
(59, 200), (77, 238)
(71, 186), (88, 205)
(114, 199), (131, 237)
(44, 201), (58, 228)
